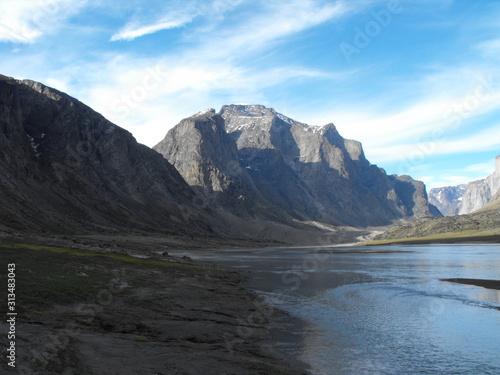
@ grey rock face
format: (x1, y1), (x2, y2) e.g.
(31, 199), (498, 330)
(156, 104), (439, 227)
(429, 185), (467, 216)
(429, 156), (500, 216)
(457, 156), (500, 214)
(0, 75), (212, 235)
(0, 74), (440, 238)
(154, 109), (277, 219)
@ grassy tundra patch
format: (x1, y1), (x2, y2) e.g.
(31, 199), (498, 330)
(0, 240), (214, 313)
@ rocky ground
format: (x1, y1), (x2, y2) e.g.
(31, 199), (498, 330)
(0, 236), (309, 375)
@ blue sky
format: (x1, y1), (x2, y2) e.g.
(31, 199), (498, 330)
(1, 0), (499, 190)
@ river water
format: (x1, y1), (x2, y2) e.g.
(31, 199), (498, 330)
(170, 244), (500, 374)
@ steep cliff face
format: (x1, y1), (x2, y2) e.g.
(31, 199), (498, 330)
(156, 104), (439, 227)
(429, 185), (467, 216)
(428, 156), (500, 216)
(153, 109), (285, 220)
(458, 156), (500, 214)
(0, 74), (440, 239)
(0, 75), (211, 235)
(477, 189), (500, 213)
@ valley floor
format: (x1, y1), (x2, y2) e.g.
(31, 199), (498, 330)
(0, 236), (309, 375)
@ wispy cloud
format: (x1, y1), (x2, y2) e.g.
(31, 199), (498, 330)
(0, 0), (86, 43)
(304, 63), (500, 167)
(421, 175), (475, 190)
(367, 124), (500, 165)
(476, 38), (500, 59)
(76, 0), (351, 145)
(110, 0), (246, 42)
(75, 53), (333, 145)
(110, 18), (194, 42)
(464, 160), (496, 175)
(110, 4), (199, 42)
(196, 0), (348, 60)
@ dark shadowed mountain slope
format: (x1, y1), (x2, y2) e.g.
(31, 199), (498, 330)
(155, 104), (440, 228)
(0, 74), (213, 236)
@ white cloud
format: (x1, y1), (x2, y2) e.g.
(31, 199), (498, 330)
(366, 125), (500, 170)
(73, 1), (350, 145)
(301, 65), (500, 169)
(75, 54), (331, 146)
(476, 38), (500, 59)
(110, 0), (347, 48)
(430, 125), (500, 155)
(110, 0), (247, 42)
(0, 0), (87, 43)
(197, 0), (348, 59)
(110, 15), (195, 41)
(45, 77), (69, 93)
(463, 160), (496, 175)
(417, 157), (498, 190)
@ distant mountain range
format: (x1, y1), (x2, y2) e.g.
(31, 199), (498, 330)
(375, 156), (500, 243)
(429, 156), (500, 216)
(155, 105), (440, 229)
(0, 75), (440, 244)
(428, 185), (467, 216)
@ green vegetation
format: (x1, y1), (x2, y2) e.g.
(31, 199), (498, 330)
(363, 229), (500, 245)
(0, 240), (215, 313)
(0, 241), (215, 271)
(0, 244), (112, 309)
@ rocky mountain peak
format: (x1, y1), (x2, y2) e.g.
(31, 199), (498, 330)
(156, 105), (440, 227)
(190, 108), (216, 118)
(19, 79), (63, 101)
(219, 104), (280, 120)
(220, 104), (311, 132)
(0, 75), (441, 244)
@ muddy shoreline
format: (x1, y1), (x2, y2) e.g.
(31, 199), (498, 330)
(0, 235), (310, 374)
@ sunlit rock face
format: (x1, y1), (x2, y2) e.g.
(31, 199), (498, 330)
(156, 104), (440, 227)
(457, 156), (500, 215)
